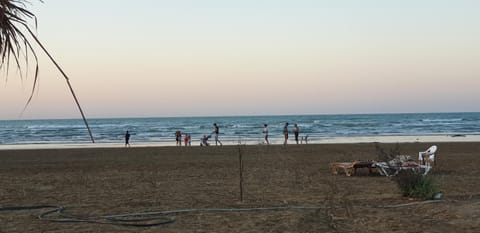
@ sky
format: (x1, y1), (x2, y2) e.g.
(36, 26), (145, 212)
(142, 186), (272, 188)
(1, 0), (479, 120)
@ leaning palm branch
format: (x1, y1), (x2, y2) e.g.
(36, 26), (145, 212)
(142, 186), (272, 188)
(0, 0), (95, 143)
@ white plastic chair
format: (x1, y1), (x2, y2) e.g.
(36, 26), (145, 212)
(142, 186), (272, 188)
(418, 145), (437, 166)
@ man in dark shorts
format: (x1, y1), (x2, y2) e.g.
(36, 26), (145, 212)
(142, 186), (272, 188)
(175, 131), (182, 146)
(293, 124), (299, 144)
(125, 131), (131, 147)
(213, 123), (222, 146)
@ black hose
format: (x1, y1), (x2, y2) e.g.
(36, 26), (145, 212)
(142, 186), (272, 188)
(1, 205), (175, 227)
(0, 205), (322, 228)
(38, 206), (175, 227)
(0, 205), (58, 211)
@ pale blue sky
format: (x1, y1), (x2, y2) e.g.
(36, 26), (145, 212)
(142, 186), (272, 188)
(1, 0), (479, 119)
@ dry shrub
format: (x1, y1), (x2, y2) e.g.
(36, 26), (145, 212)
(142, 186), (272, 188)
(374, 142), (401, 162)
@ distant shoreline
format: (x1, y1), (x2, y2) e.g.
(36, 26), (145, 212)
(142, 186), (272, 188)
(2, 113), (480, 147)
(1, 134), (479, 150)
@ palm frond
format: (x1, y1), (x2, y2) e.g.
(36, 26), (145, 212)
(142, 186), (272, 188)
(0, 0), (41, 88)
(0, 0), (95, 143)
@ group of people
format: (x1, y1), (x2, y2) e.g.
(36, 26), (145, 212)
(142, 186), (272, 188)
(200, 123), (222, 146)
(125, 122), (307, 147)
(175, 130), (192, 146)
(263, 122), (306, 145)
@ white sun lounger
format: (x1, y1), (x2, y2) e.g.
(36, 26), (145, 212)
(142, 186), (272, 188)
(375, 145), (438, 176)
(373, 161), (431, 177)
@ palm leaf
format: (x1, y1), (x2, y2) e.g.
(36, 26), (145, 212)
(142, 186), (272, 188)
(0, 0), (39, 78)
(1, 0), (95, 143)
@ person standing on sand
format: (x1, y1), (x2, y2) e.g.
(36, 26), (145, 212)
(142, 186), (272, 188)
(125, 131), (131, 147)
(213, 123), (222, 146)
(175, 131), (182, 146)
(283, 122), (289, 145)
(294, 124), (299, 144)
(263, 124), (269, 144)
(184, 134), (188, 146)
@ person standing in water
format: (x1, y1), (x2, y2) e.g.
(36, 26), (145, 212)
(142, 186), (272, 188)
(283, 122), (289, 145)
(213, 123), (222, 146)
(293, 124), (299, 144)
(125, 131), (131, 147)
(263, 124), (269, 144)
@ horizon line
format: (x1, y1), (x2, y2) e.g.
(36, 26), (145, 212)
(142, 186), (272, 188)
(1, 111), (479, 121)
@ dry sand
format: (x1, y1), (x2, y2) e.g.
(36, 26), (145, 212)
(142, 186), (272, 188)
(1, 142), (479, 232)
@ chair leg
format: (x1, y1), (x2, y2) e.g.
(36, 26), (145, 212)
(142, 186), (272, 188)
(331, 166), (338, 175)
(344, 167), (351, 176)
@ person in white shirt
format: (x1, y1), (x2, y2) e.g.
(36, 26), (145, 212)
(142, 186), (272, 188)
(263, 124), (269, 144)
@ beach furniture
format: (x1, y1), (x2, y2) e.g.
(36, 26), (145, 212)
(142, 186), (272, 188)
(331, 145), (438, 177)
(330, 161), (374, 176)
(373, 161), (431, 176)
(418, 145), (437, 166)
(200, 134), (211, 146)
(373, 151), (436, 176)
(330, 159), (431, 177)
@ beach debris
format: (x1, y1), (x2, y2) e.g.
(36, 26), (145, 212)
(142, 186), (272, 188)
(433, 192), (444, 200)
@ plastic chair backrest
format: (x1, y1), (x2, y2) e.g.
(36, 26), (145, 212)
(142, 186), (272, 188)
(425, 145), (437, 155)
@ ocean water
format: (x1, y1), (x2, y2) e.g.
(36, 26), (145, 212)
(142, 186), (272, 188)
(1, 112), (480, 147)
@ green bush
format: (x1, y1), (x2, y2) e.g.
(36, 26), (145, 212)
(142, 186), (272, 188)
(393, 170), (438, 200)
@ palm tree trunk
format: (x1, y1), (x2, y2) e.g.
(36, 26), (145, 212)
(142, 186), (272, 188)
(26, 27), (95, 143)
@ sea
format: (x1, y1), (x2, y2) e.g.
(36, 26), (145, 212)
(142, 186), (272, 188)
(1, 112), (480, 149)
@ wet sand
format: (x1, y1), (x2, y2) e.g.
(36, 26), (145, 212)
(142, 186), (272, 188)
(1, 142), (479, 232)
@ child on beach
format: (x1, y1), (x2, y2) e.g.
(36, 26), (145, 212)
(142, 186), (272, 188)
(301, 135), (309, 144)
(201, 134), (210, 146)
(184, 134), (191, 146)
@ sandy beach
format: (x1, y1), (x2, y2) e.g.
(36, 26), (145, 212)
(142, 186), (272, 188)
(1, 142), (479, 232)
